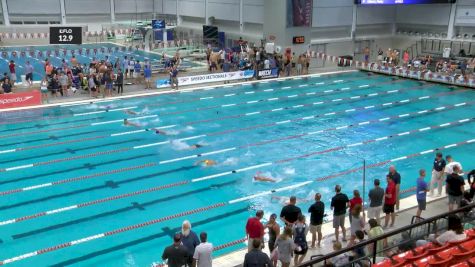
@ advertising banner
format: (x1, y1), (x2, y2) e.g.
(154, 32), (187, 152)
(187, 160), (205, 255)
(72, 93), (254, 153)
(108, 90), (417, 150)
(0, 90), (42, 109)
(257, 68), (279, 80)
(286, 0), (313, 27)
(156, 70), (255, 88)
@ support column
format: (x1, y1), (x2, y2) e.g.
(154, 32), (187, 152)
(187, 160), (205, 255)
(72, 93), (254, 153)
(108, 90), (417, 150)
(110, 0), (115, 23)
(204, 0), (209, 25)
(351, 4), (357, 39)
(239, 0), (244, 33)
(447, 3), (456, 40)
(1, 0), (10, 26)
(176, 0), (183, 25)
(59, 0), (66, 25)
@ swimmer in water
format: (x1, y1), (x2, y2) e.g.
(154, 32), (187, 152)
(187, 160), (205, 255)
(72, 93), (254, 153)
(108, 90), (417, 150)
(253, 171), (277, 183)
(194, 159), (217, 167)
(143, 128), (168, 135)
(124, 110), (139, 115)
(189, 144), (204, 149)
(123, 119), (141, 127)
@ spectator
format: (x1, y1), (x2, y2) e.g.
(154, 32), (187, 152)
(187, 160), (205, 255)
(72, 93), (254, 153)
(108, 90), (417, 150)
(40, 76), (49, 103)
(367, 219), (386, 257)
(162, 233), (188, 267)
(349, 205), (365, 246)
(134, 60), (141, 84)
(368, 179), (384, 225)
(144, 64), (152, 89)
(275, 226), (294, 267)
(280, 196), (302, 226)
(430, 152), (446, 197)
(192, 232), (213, 267)
(265, 213), (279, 267)
(0, 72), (9, 83)
(349, 190), (362, 223)
(104, 70), (113, 97)
(1, 78), (12, 93)
(416, 169), (429, 217)
(308, 193), (325, 247)
(459, 191), (474, 220)
(128, 57), (135, 80)
(351, 230), (367, 262)
(383, 175), (397, 228)
(377, 48), (383, 63)
(445, 155), (463, 176)
(446, 165), (465, 212)
(363, 47), (370, 63)
(9, 60), (16, 85)
(116, 69), (124, 95)
(331, 185), (349, 242)
(416, 215), (466, 246)
(329, 241), (349, 267)
(388, 166), (401, 210)
(25, 61), (34, 86)
(293, 214), (309, 266)
(243, 238), (273, 267)
(222, 60), (231, 84)
(180, 220), (200, 266)
(88, 74), (97, 98)
(170, 66), (179, 90)
(246, 210), (265, 252)
(122, 56), (129, 79)
(468, 169), (475, 199)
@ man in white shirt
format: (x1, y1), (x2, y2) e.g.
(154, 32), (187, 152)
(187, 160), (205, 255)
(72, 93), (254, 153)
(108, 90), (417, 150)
(444, 155), (463, 175)
(192, 232), (213, 267)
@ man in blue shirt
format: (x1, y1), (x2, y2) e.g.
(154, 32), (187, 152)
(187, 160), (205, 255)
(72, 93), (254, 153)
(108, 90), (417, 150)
(134, 60), (141, 84)
(144, 64), (152, 89)
(416, 169), (428, 217)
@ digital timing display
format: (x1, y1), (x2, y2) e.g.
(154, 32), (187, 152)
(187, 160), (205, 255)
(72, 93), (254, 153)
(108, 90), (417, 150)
(49, 27), (82, 45)
(293, 36), (305, 44)
(356, 0), (455, 4)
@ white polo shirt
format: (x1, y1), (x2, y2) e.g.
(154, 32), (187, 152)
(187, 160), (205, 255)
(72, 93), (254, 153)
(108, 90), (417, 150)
(193, 242), (213, 267)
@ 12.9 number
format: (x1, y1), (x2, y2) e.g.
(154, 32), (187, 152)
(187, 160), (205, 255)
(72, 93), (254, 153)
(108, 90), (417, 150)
(58, 35), (73, 42)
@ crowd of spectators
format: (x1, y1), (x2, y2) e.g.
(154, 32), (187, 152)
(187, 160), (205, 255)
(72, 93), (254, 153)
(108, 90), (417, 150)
(157, 151), (473, 267)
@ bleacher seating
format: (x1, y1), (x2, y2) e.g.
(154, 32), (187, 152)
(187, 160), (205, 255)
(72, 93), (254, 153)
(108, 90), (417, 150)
(374, 228), (475, 267)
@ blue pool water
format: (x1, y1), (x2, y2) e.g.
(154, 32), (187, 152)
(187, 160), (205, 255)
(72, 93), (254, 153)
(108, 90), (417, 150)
(0, 43), (195, 83)
(0, 71), (474, 266)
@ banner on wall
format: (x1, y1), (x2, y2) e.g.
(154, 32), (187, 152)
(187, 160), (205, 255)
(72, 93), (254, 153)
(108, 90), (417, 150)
(286, 0), (313, 27)
(0, 90), (42, 109)
(257, 68), (279, 80)
(156, 70), (255, 88)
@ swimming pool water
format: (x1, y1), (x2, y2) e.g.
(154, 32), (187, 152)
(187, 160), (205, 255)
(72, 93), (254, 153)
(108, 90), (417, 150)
(0, 71), (474, 266)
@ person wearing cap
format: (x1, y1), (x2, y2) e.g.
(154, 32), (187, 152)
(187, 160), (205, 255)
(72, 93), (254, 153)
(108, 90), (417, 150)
(368, 179), (385, 225)
(162, 233), (188, 267)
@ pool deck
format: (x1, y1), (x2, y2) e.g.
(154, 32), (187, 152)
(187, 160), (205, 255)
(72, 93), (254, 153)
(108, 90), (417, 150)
(213, 193), (451, 267)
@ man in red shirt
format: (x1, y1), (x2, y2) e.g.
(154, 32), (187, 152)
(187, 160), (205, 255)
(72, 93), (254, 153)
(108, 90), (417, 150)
(8, 60), (16, 85)
(245, 210), (264, 252)
(384, 175), (397, 228)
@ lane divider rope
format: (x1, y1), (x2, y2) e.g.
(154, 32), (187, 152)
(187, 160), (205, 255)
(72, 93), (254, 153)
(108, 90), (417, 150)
(0, 138), (473, 265)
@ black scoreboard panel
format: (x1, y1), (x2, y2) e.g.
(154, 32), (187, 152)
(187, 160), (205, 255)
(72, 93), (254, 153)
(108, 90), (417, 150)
(50, 27), (82, 45)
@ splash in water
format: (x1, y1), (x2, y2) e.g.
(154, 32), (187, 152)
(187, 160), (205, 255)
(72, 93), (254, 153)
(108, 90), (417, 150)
(222, 157), (239, 166)
(170, 139), (190, 150)
(283, 167), (296, 175)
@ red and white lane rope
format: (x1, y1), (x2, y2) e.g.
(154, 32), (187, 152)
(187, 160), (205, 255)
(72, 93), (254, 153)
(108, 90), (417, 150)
(0, 89), (469, 172)
(0, 101), (466, 196)
(185, 83), (431, 126)
(1, 117), (472, 226)
(0, 138), (474, 265)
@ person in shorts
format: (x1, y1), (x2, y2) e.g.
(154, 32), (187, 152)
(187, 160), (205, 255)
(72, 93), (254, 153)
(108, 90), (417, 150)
(368, 179), (385, 225)
(308, 193), (325, 247)
(331, 185), (349, 242)
(8, 60), (16, 85)
(416, 169), (429, 217)
(144, 64), (152, 89)
(24, 61), (34, 86)
(446, 165), (465, 212)
(384, 175), (397, 228)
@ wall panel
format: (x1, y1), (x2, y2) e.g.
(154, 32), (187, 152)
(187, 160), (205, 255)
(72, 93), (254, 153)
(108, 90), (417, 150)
(65, 0), (110, 15)
(7, 0), (60, 14)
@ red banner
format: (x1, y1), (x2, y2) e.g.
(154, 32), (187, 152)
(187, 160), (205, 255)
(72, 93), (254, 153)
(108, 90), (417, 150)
(0, 90), (42, 109)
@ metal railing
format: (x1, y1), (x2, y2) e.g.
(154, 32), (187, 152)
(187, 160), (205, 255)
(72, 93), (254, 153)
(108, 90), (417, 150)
(298, 202), (475, 267)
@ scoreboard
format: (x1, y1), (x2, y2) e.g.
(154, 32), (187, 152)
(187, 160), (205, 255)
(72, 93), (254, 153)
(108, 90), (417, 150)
(49, 27), (82, 45)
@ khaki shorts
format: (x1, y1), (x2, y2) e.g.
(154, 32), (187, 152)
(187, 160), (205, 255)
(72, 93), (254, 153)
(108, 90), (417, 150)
(368, 206), (382, 219)
(309, 224), (322, 234)
(333, 214), (345, 228)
